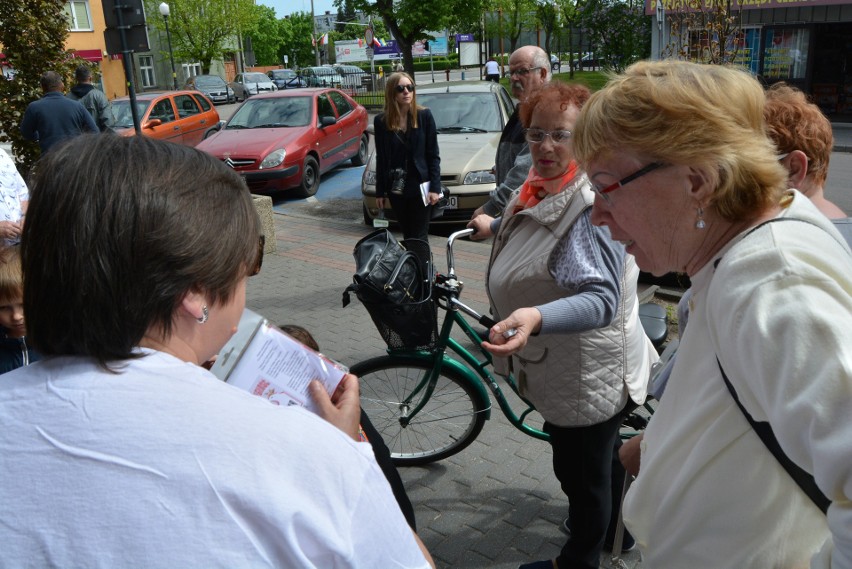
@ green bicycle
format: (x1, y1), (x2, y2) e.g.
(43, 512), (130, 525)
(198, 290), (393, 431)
(350, 228), (658, 466)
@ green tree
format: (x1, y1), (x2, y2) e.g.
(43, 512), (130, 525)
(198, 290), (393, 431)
(335, 0), (358, 32)
(0, 0), (84, 170)
(143, 0), (257, 74)
(281, 12), (315, 69)
(580, 0), (650, 72)
(340, 0), (486, 75)
(483, 0), (537, 54)
(661, 0), (743, 65)
(245, 4), (285, 66)
(536, 1), (559, 61)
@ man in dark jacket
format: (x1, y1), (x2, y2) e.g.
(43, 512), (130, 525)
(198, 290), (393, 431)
(67, 65), (114, 132)
(20, 71), (98, 153)
(470, 45), (550, 220)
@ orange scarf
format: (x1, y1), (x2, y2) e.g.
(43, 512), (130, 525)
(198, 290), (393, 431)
(513, 161), (580, 215)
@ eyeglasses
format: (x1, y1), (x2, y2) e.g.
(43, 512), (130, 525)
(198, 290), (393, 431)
(591, 162), (665, 205)
(250, 235), (265, 277)
(395, 84), (415, 93)
(509, 66), (541, 77)
(524, 128), (572, 145)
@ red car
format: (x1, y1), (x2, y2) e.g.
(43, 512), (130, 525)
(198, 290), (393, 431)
(197, 88), (368, 197)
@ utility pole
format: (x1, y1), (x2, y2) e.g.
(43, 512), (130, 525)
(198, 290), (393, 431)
(310, 0), (321, 66)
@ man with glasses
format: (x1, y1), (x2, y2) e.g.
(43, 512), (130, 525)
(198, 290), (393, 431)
(469, 46), (551, 225)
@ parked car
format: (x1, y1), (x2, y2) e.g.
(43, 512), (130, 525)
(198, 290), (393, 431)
(183, 74), (235, 105)
(228, 72), (277, 101)
(111, 90), (220, 147)
(362, 81), (515, 225)
(332, 64), (368, 93)
(300, 66), (341, 88)
(268, 69), (307, 89)
(197, 88), (368, 197)
(551, 54), (561, 71)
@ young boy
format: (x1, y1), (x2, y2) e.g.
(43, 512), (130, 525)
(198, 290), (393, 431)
(0, 246), (40, 374)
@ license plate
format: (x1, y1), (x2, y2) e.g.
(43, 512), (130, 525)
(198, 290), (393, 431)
(446, 196), (458, 210)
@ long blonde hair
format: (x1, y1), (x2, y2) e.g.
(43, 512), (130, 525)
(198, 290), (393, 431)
(383, 72), (421, 131)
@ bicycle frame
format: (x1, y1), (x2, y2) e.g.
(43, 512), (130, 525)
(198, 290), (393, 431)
(385, 228), (549, 441)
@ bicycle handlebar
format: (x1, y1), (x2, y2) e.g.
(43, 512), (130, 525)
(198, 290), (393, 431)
(443, 228), (517, 340)
(446, 228), (475, 278)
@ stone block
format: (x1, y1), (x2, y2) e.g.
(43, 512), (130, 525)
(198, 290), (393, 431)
(252, 195), (276, 253)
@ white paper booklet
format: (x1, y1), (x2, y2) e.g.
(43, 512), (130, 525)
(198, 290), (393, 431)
(209, 310), (347, 414)
(419, 181), (430, 206)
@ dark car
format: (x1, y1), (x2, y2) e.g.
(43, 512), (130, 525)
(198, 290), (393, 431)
(268, 69), (307, 90)
(183, 75), (235, 105)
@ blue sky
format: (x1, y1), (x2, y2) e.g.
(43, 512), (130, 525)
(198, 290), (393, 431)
(263, 0), (337, 18)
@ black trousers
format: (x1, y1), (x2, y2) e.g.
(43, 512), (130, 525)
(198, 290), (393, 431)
(388, 193), (431, 242)
(545, 409), (624, 569)
(359, 409), (417, 530)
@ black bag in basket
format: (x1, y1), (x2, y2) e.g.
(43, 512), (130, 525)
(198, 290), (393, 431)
(342, 229), (423, 307)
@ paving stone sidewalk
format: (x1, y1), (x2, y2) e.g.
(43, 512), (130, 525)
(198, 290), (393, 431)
(246, 211), (642, 569)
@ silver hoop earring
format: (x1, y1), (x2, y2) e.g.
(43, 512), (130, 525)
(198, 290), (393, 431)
(695, 206), (706, 230)
(197, 305), (209, 324)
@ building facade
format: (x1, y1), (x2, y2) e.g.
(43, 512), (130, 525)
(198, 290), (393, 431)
(649, 0), (852, 117)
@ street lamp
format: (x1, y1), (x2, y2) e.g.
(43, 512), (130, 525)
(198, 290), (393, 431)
(159, 2), (178, 90)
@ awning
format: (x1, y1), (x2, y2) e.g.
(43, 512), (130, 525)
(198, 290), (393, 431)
(72, 49), (104, 62)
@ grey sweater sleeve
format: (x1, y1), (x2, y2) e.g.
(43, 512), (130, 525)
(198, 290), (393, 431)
(537, 210), (625, 334)
(482, 145), (532, 217)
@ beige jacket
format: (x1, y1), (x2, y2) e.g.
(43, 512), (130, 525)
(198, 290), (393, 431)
(486, 175), (655, 426)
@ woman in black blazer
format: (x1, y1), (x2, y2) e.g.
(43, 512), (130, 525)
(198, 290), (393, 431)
(374, 72), (441, 243)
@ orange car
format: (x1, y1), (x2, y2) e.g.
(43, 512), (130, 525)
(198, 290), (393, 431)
(112, 90), (220, 147)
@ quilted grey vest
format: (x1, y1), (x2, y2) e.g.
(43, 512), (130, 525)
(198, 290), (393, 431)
(486, 174), (654, 427)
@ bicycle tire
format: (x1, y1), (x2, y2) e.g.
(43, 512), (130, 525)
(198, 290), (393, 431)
(351, 356), (489, 466)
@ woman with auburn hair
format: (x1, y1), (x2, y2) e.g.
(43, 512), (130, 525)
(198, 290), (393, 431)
(573, 60), (852, 567)
(480, 81), (657, 569)
(0, 134), (434, 569)
(373, 72), (441, 244)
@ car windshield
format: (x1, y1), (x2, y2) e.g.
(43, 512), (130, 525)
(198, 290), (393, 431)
(226, 97), (310, 128)
(111, 100), (153, 129)
(195, 76), (224, 87)
(419, 92), (503, 132)
(244, 73), (268, 83)
(272, 70), (295, 79)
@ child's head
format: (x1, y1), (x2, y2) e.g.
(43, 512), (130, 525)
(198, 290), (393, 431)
(279, 324), (319, 352)
(0, 247), (25, 338)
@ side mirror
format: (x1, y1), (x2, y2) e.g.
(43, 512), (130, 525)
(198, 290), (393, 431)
(320, 115), (337, 127)
(144, 119), (163, 129)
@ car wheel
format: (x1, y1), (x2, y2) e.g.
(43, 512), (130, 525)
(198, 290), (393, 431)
(363, 204), (372, 225)
(296, 156), (320, 198)
(351, 133), (368, 166)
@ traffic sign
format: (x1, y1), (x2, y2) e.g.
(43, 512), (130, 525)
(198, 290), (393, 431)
(365, 27), (374, 46)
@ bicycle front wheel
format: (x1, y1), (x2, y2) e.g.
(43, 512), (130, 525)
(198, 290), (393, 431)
(351, 356), (489, 466)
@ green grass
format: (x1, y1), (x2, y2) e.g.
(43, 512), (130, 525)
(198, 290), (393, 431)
(499, 69), (609, 92)
(354, 69), (610, 109)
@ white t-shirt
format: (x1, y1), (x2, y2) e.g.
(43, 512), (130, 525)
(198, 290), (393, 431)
(0, 148), (28, 246)
(0, 349), (431, 569)
(624, 192), (852, 568)
(484, 60), (500, 75)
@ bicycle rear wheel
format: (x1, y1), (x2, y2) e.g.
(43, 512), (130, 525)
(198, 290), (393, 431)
(351, 356), (489, 466)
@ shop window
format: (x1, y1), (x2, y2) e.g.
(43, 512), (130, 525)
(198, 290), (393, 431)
(65, 1), (92, 31)
(139, 55), (155, 88)
(762, 27), (810, 81)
